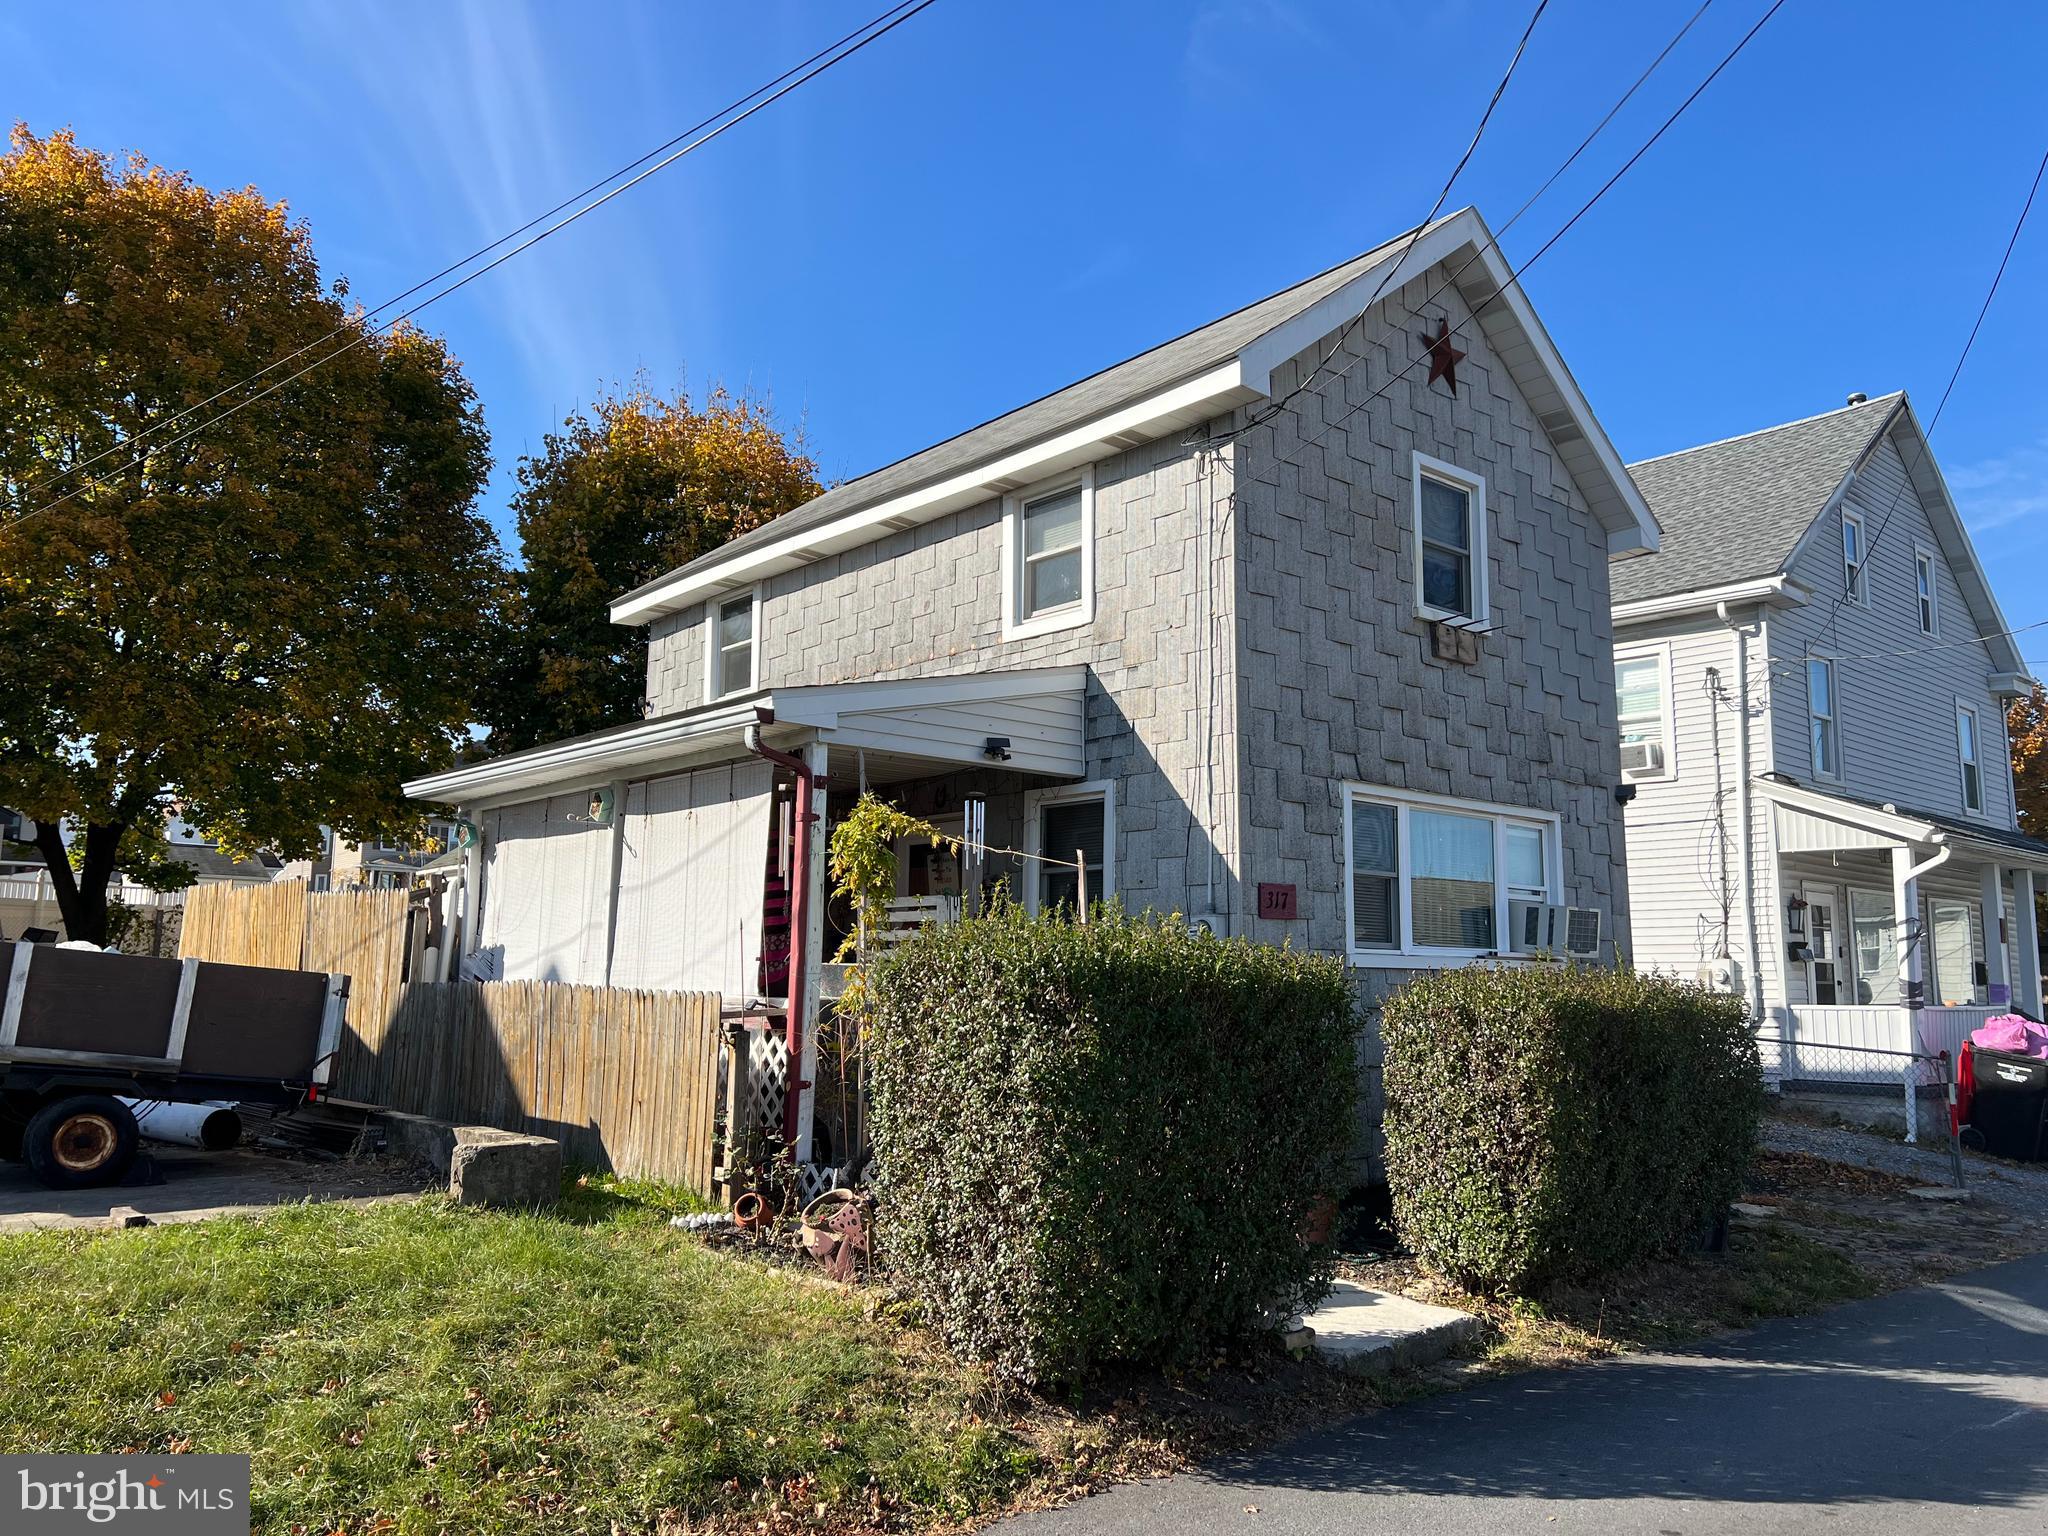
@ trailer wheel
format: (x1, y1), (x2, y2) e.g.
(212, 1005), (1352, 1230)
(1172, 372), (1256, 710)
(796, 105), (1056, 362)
(24, 1095), (139, 1190)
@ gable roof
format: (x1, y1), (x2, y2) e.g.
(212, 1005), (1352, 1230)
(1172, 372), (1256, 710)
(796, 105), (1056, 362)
(611, 206), (1658, 626)
(1612, 394), (1901, 606)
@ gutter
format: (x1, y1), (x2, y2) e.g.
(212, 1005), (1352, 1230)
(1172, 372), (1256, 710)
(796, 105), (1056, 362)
(745, 718), (820, 1151)
(1717, 601), (1767, 1020)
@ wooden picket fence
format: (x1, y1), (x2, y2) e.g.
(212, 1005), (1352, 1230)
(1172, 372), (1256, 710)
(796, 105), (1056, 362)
(179, 881), (723, 1194)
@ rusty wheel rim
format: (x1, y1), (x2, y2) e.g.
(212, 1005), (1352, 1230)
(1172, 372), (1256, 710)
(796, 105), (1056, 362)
(53, 1113), (118, 1173)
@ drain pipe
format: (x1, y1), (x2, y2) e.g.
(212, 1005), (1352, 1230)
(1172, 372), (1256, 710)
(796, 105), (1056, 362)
(1717, 601), (1766, 1021)
(746, 718), (816, 1151)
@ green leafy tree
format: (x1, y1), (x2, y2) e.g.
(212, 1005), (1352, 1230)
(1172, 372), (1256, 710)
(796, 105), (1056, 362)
(0, 126), (501, 943)
(485, 383), (819, 751)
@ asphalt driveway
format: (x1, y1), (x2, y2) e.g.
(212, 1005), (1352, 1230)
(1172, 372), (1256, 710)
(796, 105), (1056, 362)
(0, 1144), (429, 1232)
(1007, 1251), (2048, 1534)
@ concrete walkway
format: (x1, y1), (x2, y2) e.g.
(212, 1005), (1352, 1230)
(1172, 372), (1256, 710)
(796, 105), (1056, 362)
(1006, 1251), (2048, 1534)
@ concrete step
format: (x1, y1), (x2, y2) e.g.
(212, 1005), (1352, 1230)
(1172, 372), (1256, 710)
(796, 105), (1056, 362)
(1303, 1280), (1484, 1378)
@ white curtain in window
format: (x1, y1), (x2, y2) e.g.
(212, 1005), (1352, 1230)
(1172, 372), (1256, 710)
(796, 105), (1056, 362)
(1410, 809), (1495, 948)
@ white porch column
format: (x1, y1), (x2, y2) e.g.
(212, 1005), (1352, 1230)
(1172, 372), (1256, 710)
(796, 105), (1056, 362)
(2016, 867), (2044, 1017)
(1981, 862), (2011, 1007)
(1892, 845), (1925, 1011)
(793, 739), (829, 1166)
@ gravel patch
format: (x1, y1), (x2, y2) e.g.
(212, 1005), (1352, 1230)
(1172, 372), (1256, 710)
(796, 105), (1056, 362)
(1764, 1114), (2048, 1221)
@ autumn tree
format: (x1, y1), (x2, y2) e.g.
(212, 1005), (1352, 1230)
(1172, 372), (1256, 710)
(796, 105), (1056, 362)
(2011, 682), (2048, 839)
(483, 383), (819, 751)
(0, 127), (502, 943)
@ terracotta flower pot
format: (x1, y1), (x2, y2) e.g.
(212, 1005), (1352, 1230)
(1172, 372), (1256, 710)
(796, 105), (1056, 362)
(1300, 1194), (1339, 1247)
(733, 1191), (769, 1232)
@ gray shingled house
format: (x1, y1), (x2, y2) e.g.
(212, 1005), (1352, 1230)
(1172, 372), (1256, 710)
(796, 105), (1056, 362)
(407, 206), (1658, 1169)
(1612, 392), (2048, 1098)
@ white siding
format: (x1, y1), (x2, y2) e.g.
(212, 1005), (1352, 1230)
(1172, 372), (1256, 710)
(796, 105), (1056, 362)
(1769, 431), (2015, 827)
(478, 792), (613, 985)
(609, 761), (774, 998)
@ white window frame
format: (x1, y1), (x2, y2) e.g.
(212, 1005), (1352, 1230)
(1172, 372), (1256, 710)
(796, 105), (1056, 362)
(1914, 546), (1939, 636)
(1806, 655), (1842, 781)
(1614, 641), (1677, 782)
(1021, 779), (1115, 916)
(1342, 782), (1562, 968)
(1000, 465), (1096, 641)
(1411, 451), (1489, 624)
(704, 585), (764, 703)
(1957, 699), (1986, 817)
(1841, 509), (1868, 607)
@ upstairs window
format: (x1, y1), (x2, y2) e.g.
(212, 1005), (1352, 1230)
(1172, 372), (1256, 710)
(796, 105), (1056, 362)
(1003, 468), (1095, 639)
(1807, 657), (1840, 779)
(1958, 704), (1984, 814)
(1916, 549), (1938, 635)
(709, 591), (757, 699)
(1412, 453), (1488, 623)
(1615, 647), (1673, 780)
(1842, 511), (1867, 604)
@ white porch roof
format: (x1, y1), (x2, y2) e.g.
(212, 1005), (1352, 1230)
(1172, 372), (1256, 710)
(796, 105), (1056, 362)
(405, 666), (1088, 808)
(1761, 778), (2048, 873)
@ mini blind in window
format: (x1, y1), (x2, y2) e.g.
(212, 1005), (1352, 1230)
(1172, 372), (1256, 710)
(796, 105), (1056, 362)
(1038, 798), (1105, 912)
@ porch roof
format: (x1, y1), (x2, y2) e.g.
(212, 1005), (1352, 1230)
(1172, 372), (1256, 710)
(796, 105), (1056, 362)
(403, 667), (1088, 808)
(1761, 777), (2048, 872)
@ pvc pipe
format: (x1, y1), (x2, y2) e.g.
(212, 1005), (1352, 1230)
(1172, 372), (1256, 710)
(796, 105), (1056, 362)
(119, 1098), (242, 1151)
(1717, 602), (1766, 1021)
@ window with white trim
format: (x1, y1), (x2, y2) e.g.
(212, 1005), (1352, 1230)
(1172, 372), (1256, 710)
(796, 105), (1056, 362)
(1345, 786), (1559, 961)
(1614, 647), (1674, 780)
(1915, 549), (1938, 635)
(708, 591), (757, 699)
(1807, 657), (1839, 779)
(1025, 782), (1113, 917)
(1412, 453), (1487, 623)
(1842, 511), (1866, 604)
(1002, 468), (1095, 639)
(1958, 703), (1984, 814)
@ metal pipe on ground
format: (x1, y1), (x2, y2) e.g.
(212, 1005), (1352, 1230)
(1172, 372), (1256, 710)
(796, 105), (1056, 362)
(118, 1098), (243, 1151)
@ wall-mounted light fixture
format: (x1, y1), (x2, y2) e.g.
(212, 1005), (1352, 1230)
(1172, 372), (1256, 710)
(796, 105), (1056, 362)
(983, 736), (1012, 762)
(1786, 895), (1808, 936)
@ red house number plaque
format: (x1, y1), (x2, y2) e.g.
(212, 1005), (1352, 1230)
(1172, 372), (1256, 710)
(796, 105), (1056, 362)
(1256, 883), (1299, 920)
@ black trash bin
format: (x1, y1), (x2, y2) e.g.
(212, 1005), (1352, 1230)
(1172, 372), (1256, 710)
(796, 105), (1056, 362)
(1968, 1047), (2048, 1162)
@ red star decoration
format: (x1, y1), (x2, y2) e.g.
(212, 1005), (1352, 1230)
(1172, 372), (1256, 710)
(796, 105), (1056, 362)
(146, 1477), (164, 1488)
(1419, 317), (1466, 395)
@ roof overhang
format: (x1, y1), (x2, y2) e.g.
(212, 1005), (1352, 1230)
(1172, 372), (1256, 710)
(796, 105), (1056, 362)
(404, 667), (1089, 809)
(1612, 575), (1812, 626)
(1761, 778), (2048, 873)
(610, 208), (1657, 627)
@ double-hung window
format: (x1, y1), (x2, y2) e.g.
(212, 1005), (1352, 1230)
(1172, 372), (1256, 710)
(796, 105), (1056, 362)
(1026, 782), (1113, 917)
(1412, 453), (1487, 623)
(1807, 657), (1839, 779)
(1346, 786), (1559, 962)
(1003, 467), (1095, 639)
(1958, 703), (1984, 814)
(1615, 647), (1673, 779)
(709, 590), (758, 699)
(1842, 511), (1866, 604)
(1915, 549), (1938, 635)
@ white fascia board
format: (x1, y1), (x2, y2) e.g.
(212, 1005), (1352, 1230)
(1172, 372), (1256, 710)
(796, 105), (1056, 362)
(1758, 779), (1940, 845)
(1236, 207), (1659, 555)
(776, 665), (1089, 723)
(402, 699), (776, 807)
(1989, 671), (2039, 698)
(1612, 576), (1811, 626)
(609, 366), (1258, 626)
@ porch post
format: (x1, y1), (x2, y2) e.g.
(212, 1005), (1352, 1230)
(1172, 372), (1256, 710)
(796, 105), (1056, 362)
(2016, 867), (2044, 1018)
(1981, 863), (2011, 1008)
(1891, 844), (1924, 1012)
(793, 739), (829, 1166)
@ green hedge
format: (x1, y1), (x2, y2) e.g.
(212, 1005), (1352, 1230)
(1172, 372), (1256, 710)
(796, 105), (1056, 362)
(1379, 965), (1763, 1295)
(865, 904), (1358, 1387)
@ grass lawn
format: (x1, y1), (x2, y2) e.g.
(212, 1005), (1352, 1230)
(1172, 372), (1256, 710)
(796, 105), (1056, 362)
(0, 1178), (1037, 1535)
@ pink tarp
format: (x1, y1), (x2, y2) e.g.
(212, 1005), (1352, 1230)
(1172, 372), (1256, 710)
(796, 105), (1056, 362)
(1971, 1015), (2048, 1060)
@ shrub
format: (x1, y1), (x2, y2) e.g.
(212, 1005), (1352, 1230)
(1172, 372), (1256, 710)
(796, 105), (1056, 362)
(1379, 965), (1763, 1295)
(864, 902), (1358, 1387)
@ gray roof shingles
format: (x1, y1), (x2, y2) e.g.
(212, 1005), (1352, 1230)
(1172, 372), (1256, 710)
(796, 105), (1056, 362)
(616, 218), (1451, 605)
(1611, 394), (1902, 605)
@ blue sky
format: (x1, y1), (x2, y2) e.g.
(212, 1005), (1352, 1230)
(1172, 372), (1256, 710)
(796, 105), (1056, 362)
(5, 1), (2045, 671)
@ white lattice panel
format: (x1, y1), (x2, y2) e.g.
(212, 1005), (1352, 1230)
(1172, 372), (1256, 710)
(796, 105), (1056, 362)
(747, 1029), (791, 1143)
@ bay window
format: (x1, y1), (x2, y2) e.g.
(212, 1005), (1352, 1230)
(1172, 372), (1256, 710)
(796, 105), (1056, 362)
(1345, 786), (1560, 961)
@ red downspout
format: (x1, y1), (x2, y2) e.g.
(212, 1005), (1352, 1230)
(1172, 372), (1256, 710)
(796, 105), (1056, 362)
(746, 719), (818, 1150)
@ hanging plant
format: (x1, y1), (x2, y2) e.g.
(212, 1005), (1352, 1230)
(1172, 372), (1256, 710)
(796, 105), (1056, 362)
(826, 792), (960, 968)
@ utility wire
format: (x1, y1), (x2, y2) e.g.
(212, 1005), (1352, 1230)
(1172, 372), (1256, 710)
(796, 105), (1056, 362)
(2, 0), (939, 538)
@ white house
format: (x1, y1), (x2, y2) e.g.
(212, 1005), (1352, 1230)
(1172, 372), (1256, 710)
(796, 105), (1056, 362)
(1612, 392), (2046, 1085)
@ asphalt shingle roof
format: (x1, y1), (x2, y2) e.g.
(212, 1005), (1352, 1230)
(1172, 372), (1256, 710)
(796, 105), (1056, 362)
(1612, 394), (1902, 605)
(616, 217), (1452, 605)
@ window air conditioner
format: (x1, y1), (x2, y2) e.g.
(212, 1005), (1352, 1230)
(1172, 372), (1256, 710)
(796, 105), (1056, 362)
(1509, 902), (1604, 959)
(1619, 740), (1664, 777)
(1509, 899), (1554, 954)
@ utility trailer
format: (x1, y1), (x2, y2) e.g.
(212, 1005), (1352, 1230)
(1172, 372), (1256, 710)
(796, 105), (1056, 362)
(0, 940), (345, 1189)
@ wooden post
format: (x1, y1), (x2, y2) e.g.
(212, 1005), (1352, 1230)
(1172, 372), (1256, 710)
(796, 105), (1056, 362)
(1076, 849), (1088, 923)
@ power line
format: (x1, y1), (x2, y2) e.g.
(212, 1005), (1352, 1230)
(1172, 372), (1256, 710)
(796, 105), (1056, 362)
(1233, 0), (1551, 440)
(2, 0), (939, 538)
(1769, 615), (2048, 670)
(8, 2), (932, 511)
